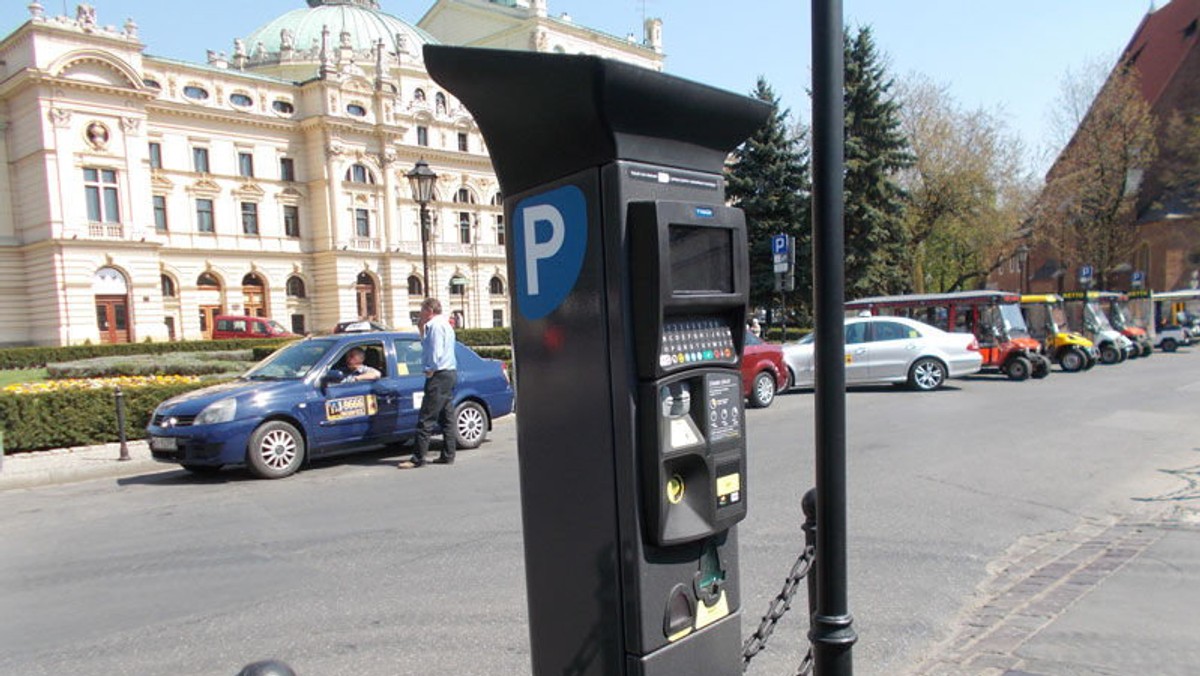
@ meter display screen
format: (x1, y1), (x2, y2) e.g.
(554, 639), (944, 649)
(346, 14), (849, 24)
(668, 225), (733, 294)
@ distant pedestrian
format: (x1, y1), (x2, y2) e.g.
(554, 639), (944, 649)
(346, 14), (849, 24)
(748, 317), (762, 337)
(398, 298), (458, 469)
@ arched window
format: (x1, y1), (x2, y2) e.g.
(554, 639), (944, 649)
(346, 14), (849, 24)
(345, 163), (375, 184)
(197, 272), (221, 289)
(356, 272), (377, 320)
(407, 275), (424, 296)
(489, 276), (505, 295)
(161, 274), (177, 298)
(286, 276), (306, 298)
(449, 275), (467, 296)
(413, 88), (426, 102)
(454, 187), (475, 204)
(435, 92), (447, 114)
(490, 192), (503, 206)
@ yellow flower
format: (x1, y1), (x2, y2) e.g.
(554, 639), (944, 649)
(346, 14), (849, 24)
(2, 375), (200, 394)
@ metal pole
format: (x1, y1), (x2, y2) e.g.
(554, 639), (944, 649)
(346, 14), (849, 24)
(114, 386), (131, 461)
(810, 1), (856, 674)
(420, 204), (431, 293)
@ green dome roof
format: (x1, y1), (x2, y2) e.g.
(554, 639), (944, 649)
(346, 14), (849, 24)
(244, 0), (437, 57)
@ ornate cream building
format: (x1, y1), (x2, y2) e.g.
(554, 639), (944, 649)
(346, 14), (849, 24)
(0, 0), (664, 345)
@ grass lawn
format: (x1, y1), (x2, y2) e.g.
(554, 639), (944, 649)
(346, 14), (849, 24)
(0, 369), (49, 388)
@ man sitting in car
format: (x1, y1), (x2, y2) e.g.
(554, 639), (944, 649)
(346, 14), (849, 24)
(343, 347), (381, 382)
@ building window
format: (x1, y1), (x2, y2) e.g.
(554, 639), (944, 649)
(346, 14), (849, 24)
(83, 168), (120, 223)
(241, 202), (259, 235)
(286, 276), (306, 298)
(197, 271), (221, 289)
(355, 208), (370, 237)
(290, 314), (306, 334)
(345, 163), (375, 184)
(148, 142), (162, 169)
(196, 198), (215, 232)
(161, 274), (177, 298)
(272, 100), (295, 115)
(192, 147), (210, 173)
(496, 215), (505, 246)
(407, 275), (423, 296)
(458, 213), (471, 244)
(346, 103), (367, 117)
(153, 195), (168, 232)
(409, 311), (420, 326)
(230, 93), (253, 107)
(413, 88), (426, 102)
(183, 85), (209, 100)
(416, 126), (428, 147)
(283, 205), (300, 238)
(489, 276), (505, 295)
(457, 132), (468, 152)
(454, 188), (475, 204)
(493, 309), (504, 328)
(238, 152), (254, 178)
(449, 276), (467, 296)
(435, 92), (447, 114)
(280, 157), (295, 182)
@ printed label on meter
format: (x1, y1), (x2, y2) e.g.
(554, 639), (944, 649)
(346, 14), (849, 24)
(705, 373), (741, 442)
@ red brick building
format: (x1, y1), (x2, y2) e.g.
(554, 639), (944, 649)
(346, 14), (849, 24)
(994, 0), (1200, 294)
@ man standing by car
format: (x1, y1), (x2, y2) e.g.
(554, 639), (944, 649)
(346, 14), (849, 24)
(399, 298), (458, 469)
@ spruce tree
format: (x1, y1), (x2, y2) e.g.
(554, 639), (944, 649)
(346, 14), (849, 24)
(725, 78), (812, 323)
(843, 26), (913, 298)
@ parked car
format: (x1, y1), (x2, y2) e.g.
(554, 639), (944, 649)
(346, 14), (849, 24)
(211, 315), (295, 340)
(741, 332), (788, 408)
(782, 316), (983, 392)
(146, 331), (515, 479)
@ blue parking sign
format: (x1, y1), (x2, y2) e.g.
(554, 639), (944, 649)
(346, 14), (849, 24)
(772, 234), (788, 255)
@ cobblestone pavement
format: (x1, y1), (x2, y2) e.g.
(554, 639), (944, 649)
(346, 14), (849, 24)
(911, 505), (1200, 676)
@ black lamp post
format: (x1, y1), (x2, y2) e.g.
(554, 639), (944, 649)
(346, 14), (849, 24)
(406, 159), (438, 293)
(1016, 245), (1029, 294)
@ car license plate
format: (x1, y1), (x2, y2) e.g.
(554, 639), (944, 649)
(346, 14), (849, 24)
(150, 436), (177, 451)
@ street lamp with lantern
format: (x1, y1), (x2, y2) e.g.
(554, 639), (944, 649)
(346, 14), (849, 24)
(1015, 244), (1030, 294)
(407, 159), (438, 294)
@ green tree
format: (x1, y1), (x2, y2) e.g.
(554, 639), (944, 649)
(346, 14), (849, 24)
(726, 77), (812, 320)
(896, 75), (1036, 292)
(843, 26), (913, 298)
(1033, 64), (1157, 289)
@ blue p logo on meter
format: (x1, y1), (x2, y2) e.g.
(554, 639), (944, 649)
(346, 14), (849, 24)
(513, 185), (588, 319)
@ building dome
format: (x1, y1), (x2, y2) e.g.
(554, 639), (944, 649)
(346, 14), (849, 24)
(243, 0), (437, 59)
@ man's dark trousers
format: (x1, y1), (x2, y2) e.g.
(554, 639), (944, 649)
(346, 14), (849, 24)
(413, 369), (458, 464)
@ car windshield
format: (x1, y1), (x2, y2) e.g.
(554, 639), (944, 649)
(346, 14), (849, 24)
(243, 339), (336, 380)
(1106, 302), (1130, 330)
(1085, 303), (1115, 332)
(267, 319), (289, 334)
(998, 304), (1030, 338)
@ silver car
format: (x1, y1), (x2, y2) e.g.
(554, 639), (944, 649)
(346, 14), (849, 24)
(783, 316), (983, 392)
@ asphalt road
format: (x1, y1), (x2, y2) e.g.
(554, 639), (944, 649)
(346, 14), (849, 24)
(1, 350), (1197, 676)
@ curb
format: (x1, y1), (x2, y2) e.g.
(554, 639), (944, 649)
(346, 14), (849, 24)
(0, 440), (174, 491)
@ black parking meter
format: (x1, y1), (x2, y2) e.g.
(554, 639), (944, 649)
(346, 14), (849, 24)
(426, 46), (769, 676)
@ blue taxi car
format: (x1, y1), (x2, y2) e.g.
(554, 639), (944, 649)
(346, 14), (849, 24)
(146, 332), (514, 479)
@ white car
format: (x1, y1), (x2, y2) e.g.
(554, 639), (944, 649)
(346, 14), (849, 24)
(783, 316), (983, 392)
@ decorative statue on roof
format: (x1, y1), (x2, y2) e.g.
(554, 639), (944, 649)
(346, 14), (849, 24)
(280, 28), (295, 51)
(76, 4), (96, 28)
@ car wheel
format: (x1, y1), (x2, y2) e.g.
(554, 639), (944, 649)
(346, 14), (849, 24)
(454, 400), (490, 450)
(748, 371), (777, 408)
(246, 420), (305, 479)
(1162, 338), (1178, 353)
(1031, 355), (1051, 379)
(908, 357), (946, 392)
(1141, 344), (1153, 358)
(1004, 356), (1031, 381)
(1059, 348), (1085, 373)
(181, 464), (222, 475)
(786, 367), (796, 391)
(1100, 344), (1121, 364)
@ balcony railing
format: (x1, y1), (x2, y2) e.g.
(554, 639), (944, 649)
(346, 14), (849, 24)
(349, 237), (381, 252)
(87, 222), (124, 239)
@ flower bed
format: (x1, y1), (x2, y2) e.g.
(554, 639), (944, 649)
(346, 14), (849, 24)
(3, 374), (200, 395)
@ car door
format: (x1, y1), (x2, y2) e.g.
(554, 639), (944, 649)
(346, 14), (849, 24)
(390, 337), (427, 437)
(844, 321), (871, 383)
(867, 320), (920, 380)
(310, 340), (398, 453)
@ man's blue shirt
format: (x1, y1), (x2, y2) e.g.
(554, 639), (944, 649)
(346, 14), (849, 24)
(423, 314), (457, 372)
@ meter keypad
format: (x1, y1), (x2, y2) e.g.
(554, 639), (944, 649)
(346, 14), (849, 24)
(659, 317), (736, 369)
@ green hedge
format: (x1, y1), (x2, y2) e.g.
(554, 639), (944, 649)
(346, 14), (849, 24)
(472, 346), (512, 361)
(0, 338), (293, 371)
(46, 351), (255, 379)
(764, 327), (811, 342)
(456, 327), (511, 346)
(0, 381), (220, 453)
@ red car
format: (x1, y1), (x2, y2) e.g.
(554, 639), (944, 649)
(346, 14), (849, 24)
(742, 332), (788, 408)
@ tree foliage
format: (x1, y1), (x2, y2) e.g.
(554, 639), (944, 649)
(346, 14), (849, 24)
(725, 77), (812, 316)
(842, 26), (913, 299)
(896, 75), (1036, 292)
(1033, 65), (1158, 288)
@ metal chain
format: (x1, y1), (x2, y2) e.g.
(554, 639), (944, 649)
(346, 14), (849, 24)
(742, 545), (815, 672)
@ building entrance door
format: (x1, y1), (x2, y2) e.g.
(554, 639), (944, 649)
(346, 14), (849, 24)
(199, 305), (221, 339)
(95, 296), (130, 343)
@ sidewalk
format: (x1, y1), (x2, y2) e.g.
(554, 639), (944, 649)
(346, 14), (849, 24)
(912, 504), (1200, 676)
(0, 440), (173, 491)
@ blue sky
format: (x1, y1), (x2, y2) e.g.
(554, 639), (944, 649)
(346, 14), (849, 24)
(2, 1), (1152, 172)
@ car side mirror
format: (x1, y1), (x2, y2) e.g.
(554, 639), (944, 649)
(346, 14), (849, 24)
(322, 369), (346, 387)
